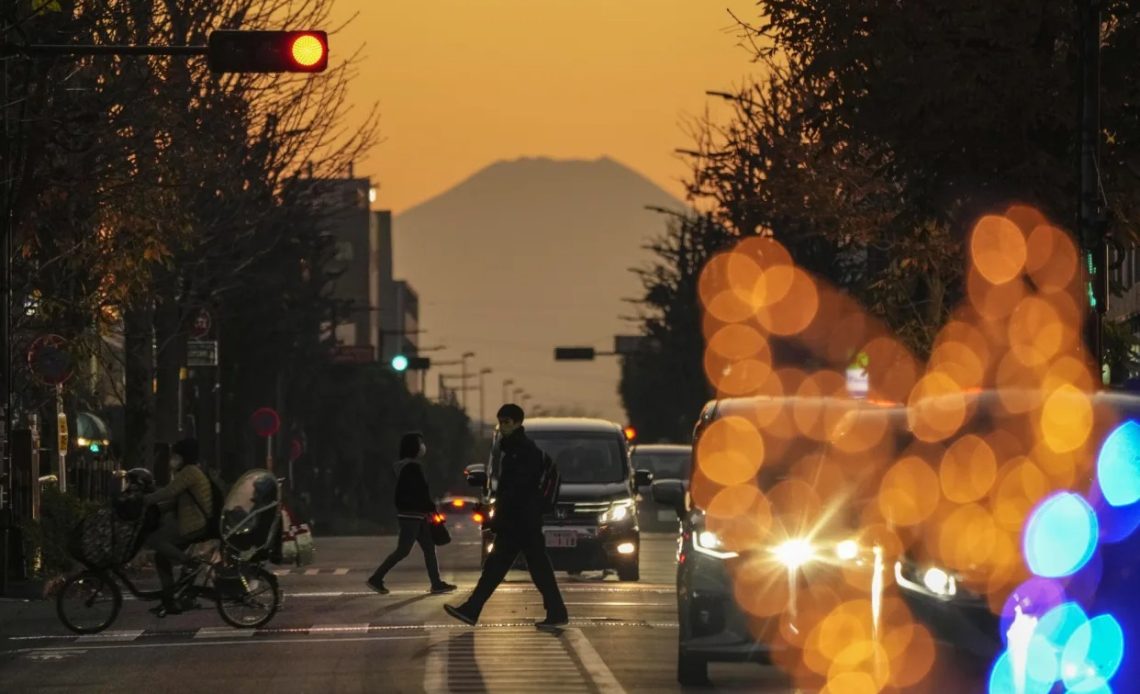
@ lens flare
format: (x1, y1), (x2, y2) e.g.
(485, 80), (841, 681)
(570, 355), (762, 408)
(1097, 420), (1140, 508)
(1023, 492), (1098, 578)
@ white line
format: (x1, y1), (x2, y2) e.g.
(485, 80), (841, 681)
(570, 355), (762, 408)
(423, 631), (447, 693)
(333, 568), (350, 576)
(306, 624), (372, 634)
(194, 627), (256, 639)
(564, 627), (627, 694)
(75, 629), (143, 644)
(303, 569), (320, 576)
(17, 634), (430, 655)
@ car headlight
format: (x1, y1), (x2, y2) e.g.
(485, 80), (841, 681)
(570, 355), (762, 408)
(599, 499), (634, 524)
(772, 539), (815, 569)
(894, 561), (958, 599)
(692, 528), (739, 559)
(835, 539), (860, 561)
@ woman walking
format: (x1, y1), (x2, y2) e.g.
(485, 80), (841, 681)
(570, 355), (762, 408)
(367, 432), (457, 595)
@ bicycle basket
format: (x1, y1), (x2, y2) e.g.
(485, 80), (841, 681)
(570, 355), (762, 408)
(69, 508), (144, 569)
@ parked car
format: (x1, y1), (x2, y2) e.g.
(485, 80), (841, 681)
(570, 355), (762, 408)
(630, 443), (690, 532)
(466, 417), (653, 581)
(655, 395), (908, 685)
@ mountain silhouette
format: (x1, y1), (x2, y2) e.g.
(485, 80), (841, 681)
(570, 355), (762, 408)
(393, 156), (684, 423)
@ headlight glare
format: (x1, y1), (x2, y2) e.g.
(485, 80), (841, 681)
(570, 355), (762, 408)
(599, 499), (634, 524)
(772, 539), (815, 569)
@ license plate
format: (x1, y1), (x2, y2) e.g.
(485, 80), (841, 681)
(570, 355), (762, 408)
(657, 510), (675, 522)
(544, 530), (577, 548)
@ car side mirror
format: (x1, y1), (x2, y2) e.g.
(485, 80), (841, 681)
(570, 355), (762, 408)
(634, 469), (654, 487)
(465, 464), (487, 488)
(651, 479), (685, 514)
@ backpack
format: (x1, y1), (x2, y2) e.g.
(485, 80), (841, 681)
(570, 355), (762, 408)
(537, 451), (561, 513)
(186, 468), (227, 540)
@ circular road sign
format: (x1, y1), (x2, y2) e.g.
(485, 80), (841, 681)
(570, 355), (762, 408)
(190, 308), (212, 339)
(251, 407), (281, 438)
(27, 334), (75, 386)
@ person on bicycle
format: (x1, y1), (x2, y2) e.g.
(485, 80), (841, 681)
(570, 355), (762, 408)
(144, 438), (212, 615)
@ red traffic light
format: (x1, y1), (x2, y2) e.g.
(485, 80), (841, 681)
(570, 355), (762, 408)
(289, 33), (326, 69)
(207, 30), (328, 73)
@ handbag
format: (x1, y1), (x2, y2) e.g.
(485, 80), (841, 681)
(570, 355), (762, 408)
(429, 513), (451, 547)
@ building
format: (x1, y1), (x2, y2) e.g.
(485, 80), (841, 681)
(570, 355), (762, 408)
(309, 175), (421, 385)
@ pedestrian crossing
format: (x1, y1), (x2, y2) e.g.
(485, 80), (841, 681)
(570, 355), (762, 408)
(424, 627), (627, 693)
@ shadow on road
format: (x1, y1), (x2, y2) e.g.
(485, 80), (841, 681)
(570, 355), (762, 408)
(447, 631), (488, 692)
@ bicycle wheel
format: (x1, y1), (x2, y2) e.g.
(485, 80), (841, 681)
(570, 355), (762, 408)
(56, 570), (122, 634)
(215, 565), (280, 628)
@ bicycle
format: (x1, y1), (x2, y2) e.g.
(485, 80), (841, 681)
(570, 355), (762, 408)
(57, 468), (285, 634)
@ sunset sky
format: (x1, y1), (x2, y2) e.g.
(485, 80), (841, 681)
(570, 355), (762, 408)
(331, 1), (762, 213)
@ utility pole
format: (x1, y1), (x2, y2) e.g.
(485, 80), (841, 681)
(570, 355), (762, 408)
(478, 368), (492, 440)
(459, 351), (475, 414)
(1079, 0), (1107, 374)
(501, 379), (514, 406)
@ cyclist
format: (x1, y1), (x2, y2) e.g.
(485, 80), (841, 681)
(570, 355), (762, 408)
(144, 438), (212, 615)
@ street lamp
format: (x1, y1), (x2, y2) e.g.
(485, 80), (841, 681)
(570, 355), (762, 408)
(460, 351), (475, 413)
(501, 378), (515, 405)
(478, 368), (492, 440)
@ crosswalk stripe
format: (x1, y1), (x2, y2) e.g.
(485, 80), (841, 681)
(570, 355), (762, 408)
(333, 568), (350, 576)
(194, 627), (256, 639)
(75, 629), (144, 644)
(565, 627), (627, 693)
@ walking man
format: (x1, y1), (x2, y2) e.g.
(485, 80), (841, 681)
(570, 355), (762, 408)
(367, 432), (457, 595)
(444, 404), (568, 629)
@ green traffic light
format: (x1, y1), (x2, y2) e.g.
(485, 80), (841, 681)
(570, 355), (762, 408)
(89, 443), (101, 453)
(391, 354), (409, 372)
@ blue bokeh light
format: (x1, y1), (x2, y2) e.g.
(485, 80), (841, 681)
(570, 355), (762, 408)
(1060, 614), (1124, 692)
(988, 649), (1053, 694)
(1001, 577), (1067, 646)
(1024, 493), (1099, 578)
(1097, 420), (1140, 508)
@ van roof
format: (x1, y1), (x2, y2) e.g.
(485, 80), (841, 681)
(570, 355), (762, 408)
(523, 417), (625, 434)
(632, 444), (691, 454)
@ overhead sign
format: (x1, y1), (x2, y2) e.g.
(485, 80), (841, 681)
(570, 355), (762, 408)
(27, 334), (74, 385)
(187, 340), (218, 367)
(190, 308), (212, 339)
(251, 407), (281, 438)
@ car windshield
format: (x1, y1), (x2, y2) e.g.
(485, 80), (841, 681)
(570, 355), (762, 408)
(632, 451), (690, 480)
(529, 432), (627, 484)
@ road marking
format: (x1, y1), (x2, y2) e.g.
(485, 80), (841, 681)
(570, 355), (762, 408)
(75, 629), (143, 643)
(425, 627), (599, 693)
(23, 648), (88, 661)
(194, 627), (256, 639)
(306, 623), (371, 635)
(283, 584), (673, 599)
(333, 568), (350, 575)
(565, 627), (627, 693)
(303, 569), (321, 576)
(16, 634), (430, 656)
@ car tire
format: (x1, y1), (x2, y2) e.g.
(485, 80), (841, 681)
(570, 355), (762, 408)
(677, 645), (708, 685)
(617, 563), (639, 582)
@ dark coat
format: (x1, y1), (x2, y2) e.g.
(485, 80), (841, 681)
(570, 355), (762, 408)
(494, 427), (545, 528)
(393, 459), (436, 517)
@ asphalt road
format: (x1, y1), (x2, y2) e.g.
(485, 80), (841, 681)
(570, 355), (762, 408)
(0, 528), (803, 694)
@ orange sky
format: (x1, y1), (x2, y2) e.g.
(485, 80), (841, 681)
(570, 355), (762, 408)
(330, 0), (762, 213)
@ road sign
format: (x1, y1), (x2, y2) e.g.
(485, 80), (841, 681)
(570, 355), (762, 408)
(187, 340), (218, 366)
(190, 308), (212, 339)
(27, 334), (74, 385)
(554, 347), (596, 361)
(251, 407), (280, 437)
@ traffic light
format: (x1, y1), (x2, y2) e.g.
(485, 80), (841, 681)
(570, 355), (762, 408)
(207, 30), (328, 73)
(391, 355), (431, 371)
(554, 347), (596, 361)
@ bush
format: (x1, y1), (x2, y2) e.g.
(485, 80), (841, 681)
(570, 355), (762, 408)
(19, 486), (101, 579)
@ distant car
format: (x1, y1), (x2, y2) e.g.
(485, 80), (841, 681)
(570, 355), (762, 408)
(466, 418), (653, 581)
(436, 495), (485, 531)
(657, 396), (906, 685)
(630, 444), (691, 532)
